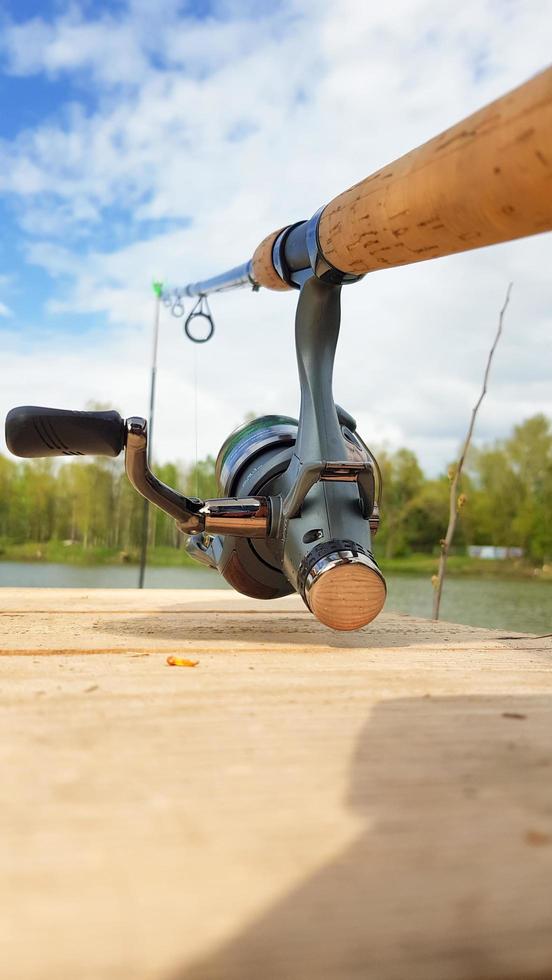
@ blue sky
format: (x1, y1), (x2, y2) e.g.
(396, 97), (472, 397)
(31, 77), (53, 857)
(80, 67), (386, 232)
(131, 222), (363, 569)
(0, 0), (551, 472)
(0, 0), (210, 332)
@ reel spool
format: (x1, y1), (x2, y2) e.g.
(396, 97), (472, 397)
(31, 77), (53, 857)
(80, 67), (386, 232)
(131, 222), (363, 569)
(187, 415), (298, 600)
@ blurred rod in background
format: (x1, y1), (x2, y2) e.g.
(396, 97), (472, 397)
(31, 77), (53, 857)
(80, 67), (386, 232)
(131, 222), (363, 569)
(138, 282), (163, 589)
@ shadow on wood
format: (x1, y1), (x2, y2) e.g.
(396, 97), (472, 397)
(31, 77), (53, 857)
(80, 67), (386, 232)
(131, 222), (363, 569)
(90, 609), (509, 652)
(169, 694), (552, 980)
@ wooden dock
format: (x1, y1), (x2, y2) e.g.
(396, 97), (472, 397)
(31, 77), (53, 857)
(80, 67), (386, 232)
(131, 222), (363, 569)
(1, 587), (551, 980)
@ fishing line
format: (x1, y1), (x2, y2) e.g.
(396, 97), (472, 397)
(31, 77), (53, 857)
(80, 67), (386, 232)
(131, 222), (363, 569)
(171, 293), (216, 499)
(193, 341), (199, 497)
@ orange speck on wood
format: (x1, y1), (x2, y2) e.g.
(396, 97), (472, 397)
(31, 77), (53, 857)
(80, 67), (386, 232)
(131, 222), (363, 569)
(166, 656), (199, 668)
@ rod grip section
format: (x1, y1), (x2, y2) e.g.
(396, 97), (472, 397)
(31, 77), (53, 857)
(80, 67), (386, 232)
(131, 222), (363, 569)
(5, 406), (125, 458)
(251, 228), (292, 291)
(318, 66), (552, 275)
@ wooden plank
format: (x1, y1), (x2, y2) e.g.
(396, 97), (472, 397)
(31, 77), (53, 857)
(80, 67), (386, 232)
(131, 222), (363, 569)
(1, 588), (551, 980)
(0, 586), (304, 616)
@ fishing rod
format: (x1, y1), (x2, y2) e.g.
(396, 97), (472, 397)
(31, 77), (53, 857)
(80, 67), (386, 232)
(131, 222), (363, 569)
(6, 66), (552, 631)
(163, 65), (552, 305)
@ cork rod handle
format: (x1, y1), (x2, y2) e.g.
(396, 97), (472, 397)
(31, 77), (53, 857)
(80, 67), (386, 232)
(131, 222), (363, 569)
(252, 65), (552, 289)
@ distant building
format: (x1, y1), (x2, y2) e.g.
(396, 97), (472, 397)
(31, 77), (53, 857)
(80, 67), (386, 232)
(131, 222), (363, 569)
(467, 546), (524, 560)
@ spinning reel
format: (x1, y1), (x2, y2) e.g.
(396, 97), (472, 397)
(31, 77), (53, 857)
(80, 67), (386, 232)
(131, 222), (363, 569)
(6, 275), (386, 631)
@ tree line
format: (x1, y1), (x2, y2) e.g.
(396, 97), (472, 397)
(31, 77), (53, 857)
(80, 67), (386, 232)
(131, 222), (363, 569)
(0, 414), (550, 563)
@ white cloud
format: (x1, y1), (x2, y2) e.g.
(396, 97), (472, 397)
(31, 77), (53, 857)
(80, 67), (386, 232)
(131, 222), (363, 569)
(0, 0), (551, 474)
(0, 9), (148, 87)
(0, 301), (12, 317)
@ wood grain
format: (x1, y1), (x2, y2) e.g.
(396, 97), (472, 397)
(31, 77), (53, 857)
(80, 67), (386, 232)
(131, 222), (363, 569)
(319, 65), (552, 274)
(307, 562), (386, 630)
(1, 588), (551, 980)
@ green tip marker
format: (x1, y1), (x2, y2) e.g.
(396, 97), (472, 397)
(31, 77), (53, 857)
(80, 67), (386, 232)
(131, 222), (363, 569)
(152, 280), (163, 298)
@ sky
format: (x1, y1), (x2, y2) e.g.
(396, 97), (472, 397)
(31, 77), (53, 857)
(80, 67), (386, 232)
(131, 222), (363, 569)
(0, 0), (551, 475)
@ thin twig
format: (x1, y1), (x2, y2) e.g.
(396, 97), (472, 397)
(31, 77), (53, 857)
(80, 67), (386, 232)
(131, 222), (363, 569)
(432, 282), (513, 620)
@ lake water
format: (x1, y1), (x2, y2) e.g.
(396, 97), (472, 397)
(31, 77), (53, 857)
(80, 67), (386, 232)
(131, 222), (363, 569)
(1, 561), (550, 635)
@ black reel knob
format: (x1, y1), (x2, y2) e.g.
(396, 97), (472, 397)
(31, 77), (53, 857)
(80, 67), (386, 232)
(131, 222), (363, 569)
(5, 406), (125, 458)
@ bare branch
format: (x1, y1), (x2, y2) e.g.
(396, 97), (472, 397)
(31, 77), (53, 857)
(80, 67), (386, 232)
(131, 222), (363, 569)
(432, 282), (513, 620)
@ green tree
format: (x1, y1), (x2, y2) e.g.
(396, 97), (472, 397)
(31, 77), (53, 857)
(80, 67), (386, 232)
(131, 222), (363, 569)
(377, 448), (424, 557)
(507, 415), (552, 561)
(467, 414), (552, 562)
(0, 416), (550, 565)
(401, 477), (451, 553)
(467, 447), (520, 546)
(185, 455), (218, 500)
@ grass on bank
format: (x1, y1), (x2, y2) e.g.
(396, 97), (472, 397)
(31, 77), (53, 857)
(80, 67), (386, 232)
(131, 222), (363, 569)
(0, 539), (197, 567)
(380, 553), (552, 580)
(1, 539), (551, 580)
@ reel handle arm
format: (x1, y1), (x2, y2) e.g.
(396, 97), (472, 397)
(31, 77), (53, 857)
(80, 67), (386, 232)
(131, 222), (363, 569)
(5, 406), (272, 537)
(124, 417), (204, 531)
(198, 497), (271, 538)
(125, 418), (272, 536)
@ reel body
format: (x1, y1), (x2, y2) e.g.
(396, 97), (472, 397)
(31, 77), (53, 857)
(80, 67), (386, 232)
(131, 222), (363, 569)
(186, 275), (386, 629)
(188, 411), (382, 621)
(5, 276), (386, 631)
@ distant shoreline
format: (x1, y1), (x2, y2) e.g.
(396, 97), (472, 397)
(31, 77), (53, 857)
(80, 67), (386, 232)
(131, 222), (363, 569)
(0, 541), (550, 581)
